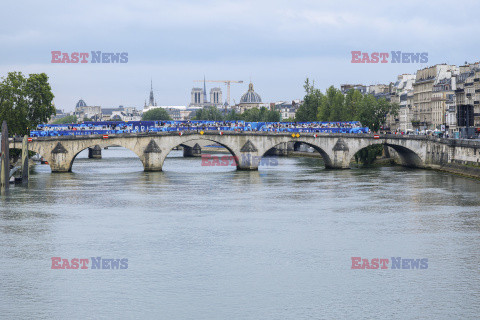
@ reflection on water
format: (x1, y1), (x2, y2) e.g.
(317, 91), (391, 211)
(1, 147), (479, 319)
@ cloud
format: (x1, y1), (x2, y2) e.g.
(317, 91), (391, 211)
(1, 0), (479, 110)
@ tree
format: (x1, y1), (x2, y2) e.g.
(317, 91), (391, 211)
(241, 108), (261, 122)
(358, 95), (399, 132)
(344, 89), (363, 121)
(296, 78), (322, 122)
(194, 106), (224, 121)
(295, 78), (401, 128)
(265, 109), (281, 122)
(142, 108), (171, 121)
(321, 86), (344, 121)
(240, 107), (280, 122)
(226, 109), (240, 121)
(354, 145), (384, 166)
(0, 72), (55, 135)
(51, 115), (78, 124)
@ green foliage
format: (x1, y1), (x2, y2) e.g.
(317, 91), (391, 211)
(226, 109), (240, 121)
(194, 106), (280, 122)
(266, 109), (281, 122)
(295, 78), (323, 122)
(296, 79), (399, 131)
(354, 144), (384, 166)
(241, 107), (281, 122)
(142, 108), (171, 121)
(0, 71), (55, 135)
(344, 89), (363, 121)
(358, 96), (399, 132)
(322, 86), (345, 121)
(194, 106), (224, 121)
(51, 115), (78, 124)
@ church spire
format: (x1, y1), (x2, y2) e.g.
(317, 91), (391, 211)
(148, 79), (155, 106)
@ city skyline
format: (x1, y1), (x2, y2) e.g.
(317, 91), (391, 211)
(64, 60), (476, 111)
(1, 0), (480, 111)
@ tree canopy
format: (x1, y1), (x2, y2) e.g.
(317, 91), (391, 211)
(194, 106), (281, 122)
(51, 115), (78, 124)
(0, 72), (55, 135)
(142, 108), (172, 121)
(295, 78), (399, 131)
(240, 107), (281, 122)
(194, 106), (224, 121)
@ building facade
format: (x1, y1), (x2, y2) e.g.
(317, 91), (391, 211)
(103, 106), (141, 121)
(446, 94), (457, 135)
(412, 64), (458, 131)
(272, 100), (302, 120)
(388, 74), (416, 132)
(431, 77), (455, 130)
(74, 99), (102, 121)
(341, 84), (368, 95)
(454, 62), (480, 137)
(189, 80), (224, 108)
(210, 88), (222, 105)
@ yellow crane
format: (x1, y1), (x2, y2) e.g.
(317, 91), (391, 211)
(193, 80), (244, 107)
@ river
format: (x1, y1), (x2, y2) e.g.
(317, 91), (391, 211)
(1, 147), (479, 319)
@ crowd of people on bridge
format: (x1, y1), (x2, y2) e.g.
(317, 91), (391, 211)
(30, 120), (370, 137)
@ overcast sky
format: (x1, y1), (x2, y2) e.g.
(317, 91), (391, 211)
(1, 0), (479, 111)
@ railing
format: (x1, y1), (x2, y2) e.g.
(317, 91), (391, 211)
(28, 127), (371, 138)
(30, 121), (371, 138)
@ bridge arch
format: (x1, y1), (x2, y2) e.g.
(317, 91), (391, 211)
(161, 136), (241, 170)
(9, 140), (55, 172)
(68, 141), (145, 172)
(261, 140), (334, 168)
(348, 140), (425, 168)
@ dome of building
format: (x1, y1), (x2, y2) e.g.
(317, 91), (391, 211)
(240, 83), (262, 103)
(76, 99), (87, 109)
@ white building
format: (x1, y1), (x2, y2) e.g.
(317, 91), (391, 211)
(74, 99), (102, 121)
(273, 100), (302, 120)
(392, 74), (416, 132)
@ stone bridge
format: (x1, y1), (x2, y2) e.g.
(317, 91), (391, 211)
(8, 131), (480, 172)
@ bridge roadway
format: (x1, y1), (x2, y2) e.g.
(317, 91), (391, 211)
(8, 131), (480, 172)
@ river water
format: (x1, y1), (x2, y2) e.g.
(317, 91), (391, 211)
(1, 147), (479, 319)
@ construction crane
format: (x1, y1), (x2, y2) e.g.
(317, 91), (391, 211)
(193, 80), (243, 107)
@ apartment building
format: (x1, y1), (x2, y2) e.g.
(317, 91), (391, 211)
(412, 64), (458, 130)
